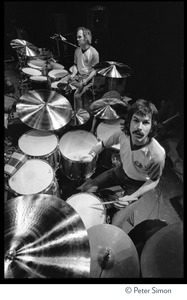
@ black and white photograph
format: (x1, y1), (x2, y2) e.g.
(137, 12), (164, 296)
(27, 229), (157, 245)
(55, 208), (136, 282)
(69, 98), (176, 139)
(4, 0), (184, 286)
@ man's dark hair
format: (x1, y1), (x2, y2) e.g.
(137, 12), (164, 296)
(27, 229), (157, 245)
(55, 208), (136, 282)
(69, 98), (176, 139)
(122, 99), (158, 138)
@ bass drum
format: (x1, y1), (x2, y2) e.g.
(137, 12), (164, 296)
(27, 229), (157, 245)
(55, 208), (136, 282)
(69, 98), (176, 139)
(59, 130), (98, 180)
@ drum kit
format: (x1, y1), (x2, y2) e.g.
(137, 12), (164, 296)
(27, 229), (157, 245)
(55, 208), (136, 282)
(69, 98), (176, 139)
(5, 39), (140, 278)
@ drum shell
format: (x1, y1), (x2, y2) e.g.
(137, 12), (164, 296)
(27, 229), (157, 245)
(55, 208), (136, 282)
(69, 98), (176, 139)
(59, 130), (98, 180)
(30, 76), (49, 89)
(60, 154), (97, 180)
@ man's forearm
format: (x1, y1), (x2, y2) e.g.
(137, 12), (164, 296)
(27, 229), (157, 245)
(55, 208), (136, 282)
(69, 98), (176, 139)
(130, 179), (159, 199)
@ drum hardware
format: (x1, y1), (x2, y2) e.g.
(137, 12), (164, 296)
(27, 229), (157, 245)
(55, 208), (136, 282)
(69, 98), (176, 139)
(87, 224), (140, 278)
(16, 89), (73, 131)
(59, 130), (98, 180)
(4, 194), (90, 278)
(66, 192), (106, 230)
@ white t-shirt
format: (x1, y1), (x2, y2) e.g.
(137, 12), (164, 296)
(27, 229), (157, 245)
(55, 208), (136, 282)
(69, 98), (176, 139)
(74, 46), (99, 76)
(102, 130), (166, 181)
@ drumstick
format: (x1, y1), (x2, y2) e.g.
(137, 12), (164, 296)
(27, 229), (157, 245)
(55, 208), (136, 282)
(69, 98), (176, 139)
(93, 198), (138, 205)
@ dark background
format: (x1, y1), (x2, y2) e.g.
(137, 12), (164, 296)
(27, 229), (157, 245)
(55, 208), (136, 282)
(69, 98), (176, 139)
(4, 1), (184, 112)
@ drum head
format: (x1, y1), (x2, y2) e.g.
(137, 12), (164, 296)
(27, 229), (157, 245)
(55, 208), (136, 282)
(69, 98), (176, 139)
(22, 67), (42, 76)
(59, 130), (97, 161)
(30, 76), (47, 82)
(28, 59), (46, 69)
(96, 119), (123, 150)
(67, 193), (105, 229)
(8, 159), (54, 195)
(18, 130), (58, 156)
(48, 69), (68, 79)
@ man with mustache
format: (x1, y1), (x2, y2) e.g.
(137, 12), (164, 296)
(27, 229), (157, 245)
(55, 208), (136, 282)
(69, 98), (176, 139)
(78, 99), (165, 221)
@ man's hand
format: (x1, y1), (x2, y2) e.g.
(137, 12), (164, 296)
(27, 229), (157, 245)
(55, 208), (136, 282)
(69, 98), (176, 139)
(114, 195), (138, 208)
(79, 154), (94, 162)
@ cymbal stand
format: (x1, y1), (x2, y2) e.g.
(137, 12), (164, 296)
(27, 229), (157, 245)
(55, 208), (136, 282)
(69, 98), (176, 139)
(43, 59), (52, 89)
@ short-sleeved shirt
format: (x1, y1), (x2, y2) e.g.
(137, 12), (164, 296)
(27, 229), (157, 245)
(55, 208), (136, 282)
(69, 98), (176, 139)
(102, 130), (166, 182)
(74, 46), (99, 76)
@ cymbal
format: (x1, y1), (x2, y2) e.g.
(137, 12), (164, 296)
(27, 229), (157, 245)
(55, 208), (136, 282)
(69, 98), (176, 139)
(87, 224), (140, 278)
(141, 222), (183, 278)
(71, 109), (90, 126)
(16, 89), (73, 131)
(94, 61), (133, 78)
(10, 39), (40, 57)
(4, 194), (90, 278)
(90, 97), (128, 119)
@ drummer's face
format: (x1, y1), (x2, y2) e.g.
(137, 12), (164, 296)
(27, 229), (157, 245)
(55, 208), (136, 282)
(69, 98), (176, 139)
(77, 30), (86, 47)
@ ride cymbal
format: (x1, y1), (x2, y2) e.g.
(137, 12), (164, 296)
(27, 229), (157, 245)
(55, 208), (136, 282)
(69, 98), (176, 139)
(4, 194), (90, 278)
(90, 97), (128, 119)
(87, 224), (140, 278)
(16, 89), (73, 131)
(10, 39), (40, 57)
(94, 61), (133, 78)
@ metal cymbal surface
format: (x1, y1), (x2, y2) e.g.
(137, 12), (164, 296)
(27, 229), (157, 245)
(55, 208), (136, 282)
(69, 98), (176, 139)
(4, 194), (90, 278)
(16, 89), (73, 130)
(87, 224), (140, 278)
(10, 39), (40, 57)
(94, 61), (133, 78)
(140, 222), (184, 278)
(90, 97), (128, 119)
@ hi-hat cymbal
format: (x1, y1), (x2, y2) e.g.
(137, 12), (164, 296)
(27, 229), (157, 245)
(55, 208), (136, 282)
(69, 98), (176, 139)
(94, 61), (133, 78)
(16, 89), (73, 131)
(10, 39), (40, 57)
(4, 194), (90, 278)
(90, 97), (128, 119)
(87, 224), (140, 278)
(140, 222), (184, 278)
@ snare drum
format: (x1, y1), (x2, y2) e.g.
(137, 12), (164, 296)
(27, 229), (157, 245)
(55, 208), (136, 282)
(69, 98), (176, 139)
(18, 130), (59, 170)
(66, 193), (106, 229)
(8, 159), (59, 196)
(48, 69), (69, 82)
(59, 130), (98, 180)
(30, 75), (48, 89)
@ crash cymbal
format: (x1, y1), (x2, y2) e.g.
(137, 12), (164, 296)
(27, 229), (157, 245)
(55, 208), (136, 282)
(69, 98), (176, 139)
(16, 89), (73, 131)
(90, 97), (128, 119)
(140, 222), (183, 278)
(4, 194), (90, 278)
(94, 61), (133, 78)
(87, 224), (140, 278)
(10, 39), (40, 57)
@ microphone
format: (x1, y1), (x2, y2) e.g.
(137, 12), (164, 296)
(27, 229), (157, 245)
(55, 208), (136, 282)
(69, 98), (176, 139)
(59, 34), (66, 41)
